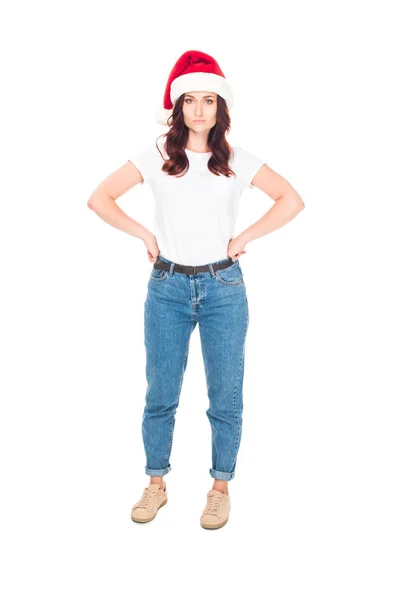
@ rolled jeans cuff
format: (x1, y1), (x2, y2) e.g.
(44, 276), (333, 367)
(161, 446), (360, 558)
(145, 464), (171, 476)
(209, 468), (235, 481)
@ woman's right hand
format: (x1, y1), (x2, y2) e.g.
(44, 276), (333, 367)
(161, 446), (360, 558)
(143, 232), (160, 263)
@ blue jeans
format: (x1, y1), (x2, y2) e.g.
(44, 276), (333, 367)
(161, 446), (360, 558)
(142, 253), (249, 481)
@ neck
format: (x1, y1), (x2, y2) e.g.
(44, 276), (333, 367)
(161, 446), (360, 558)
(185, 130), (210, 153)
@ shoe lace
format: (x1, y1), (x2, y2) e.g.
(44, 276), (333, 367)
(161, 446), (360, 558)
(205, 494), (223, 515)
(136, 488), (158, 509)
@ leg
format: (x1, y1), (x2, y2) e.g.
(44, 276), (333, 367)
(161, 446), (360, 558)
(142, 275), (196, 477)
(198, 272), (249, 482)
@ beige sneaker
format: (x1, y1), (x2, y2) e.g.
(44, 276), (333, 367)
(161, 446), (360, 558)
(200, 489), (230, 529)
(131, 482), (168, 523)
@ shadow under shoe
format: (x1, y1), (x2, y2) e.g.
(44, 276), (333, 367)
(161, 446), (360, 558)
(131, 482), (168, 523)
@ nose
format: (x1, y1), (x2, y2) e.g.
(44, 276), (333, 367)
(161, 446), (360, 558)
(194, 103), (203, 117)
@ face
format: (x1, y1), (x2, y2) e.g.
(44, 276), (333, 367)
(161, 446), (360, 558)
(182, 91), (218, 131)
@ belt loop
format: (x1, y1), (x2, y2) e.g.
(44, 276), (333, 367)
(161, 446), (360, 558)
(208, 262), (216, 278)
(169, 262), (175, 276)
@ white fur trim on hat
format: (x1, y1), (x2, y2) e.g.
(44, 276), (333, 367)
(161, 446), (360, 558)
(155, 106), (173, 126)
(170, 72), (234, 109)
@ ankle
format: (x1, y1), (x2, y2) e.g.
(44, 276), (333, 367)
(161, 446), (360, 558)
(150, 477), (165, 490)
(212, 481), (229, 495)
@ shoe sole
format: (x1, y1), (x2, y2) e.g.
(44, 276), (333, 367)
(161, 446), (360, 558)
(131, 497), (168, 523)
(200, 517), (229, 529)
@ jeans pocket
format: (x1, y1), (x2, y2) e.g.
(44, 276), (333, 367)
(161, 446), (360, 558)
(150, 268), (169, 281)
(215, 261), (244, 286)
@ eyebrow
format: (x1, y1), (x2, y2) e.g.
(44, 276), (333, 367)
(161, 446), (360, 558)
(184, 94), (216, 99)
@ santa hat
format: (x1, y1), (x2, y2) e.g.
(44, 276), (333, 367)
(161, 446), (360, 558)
(155, 50), (234, 126)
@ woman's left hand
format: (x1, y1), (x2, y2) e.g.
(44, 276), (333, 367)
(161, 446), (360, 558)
(227, 236), (247, 261)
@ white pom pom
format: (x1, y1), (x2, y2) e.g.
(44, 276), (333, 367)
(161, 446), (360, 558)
(154, 107), (173, 126)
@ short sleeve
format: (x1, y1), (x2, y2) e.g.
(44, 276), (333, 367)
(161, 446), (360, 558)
(128, 145), (156, 183)
(233, 147), (267, 189)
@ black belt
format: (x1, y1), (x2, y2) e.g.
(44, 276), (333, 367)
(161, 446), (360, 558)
(153, 256), (235, 275)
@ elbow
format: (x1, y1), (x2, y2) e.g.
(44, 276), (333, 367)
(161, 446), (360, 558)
(87, 194), (105, 210)
(87, 192), (114, 210)
(295, 194), (305, 211)
(281, 190), (305, 211)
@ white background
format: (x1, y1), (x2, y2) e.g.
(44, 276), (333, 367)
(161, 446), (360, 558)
(1, 1), (399, 598)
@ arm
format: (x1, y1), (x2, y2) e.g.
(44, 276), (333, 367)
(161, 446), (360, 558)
(239, 164), (305, 244)
(87, 161), (153, 242)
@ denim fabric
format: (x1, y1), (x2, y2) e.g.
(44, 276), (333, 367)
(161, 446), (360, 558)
(142, 253), (249, 481)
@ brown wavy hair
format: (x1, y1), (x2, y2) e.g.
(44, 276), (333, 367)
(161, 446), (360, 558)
(155, 94), (236, 179)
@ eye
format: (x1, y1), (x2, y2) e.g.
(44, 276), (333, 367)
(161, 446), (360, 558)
(184, 98), (214, 104)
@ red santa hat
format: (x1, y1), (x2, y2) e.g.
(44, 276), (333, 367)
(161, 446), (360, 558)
(155, 50), (234, 126)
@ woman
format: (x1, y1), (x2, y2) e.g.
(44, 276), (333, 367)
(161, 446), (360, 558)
(87, 50), (304, 529)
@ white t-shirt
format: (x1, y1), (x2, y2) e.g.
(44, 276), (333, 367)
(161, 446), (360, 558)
(128, 140), (266, 266)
